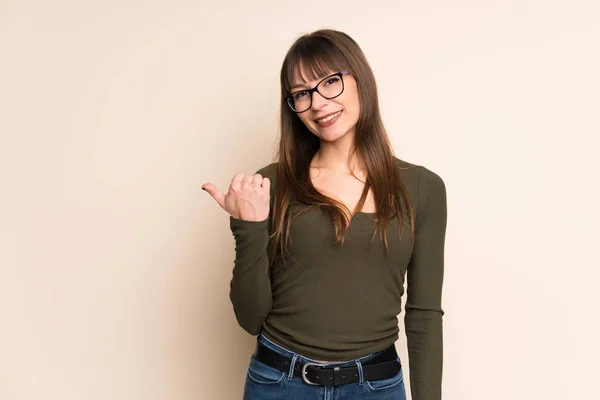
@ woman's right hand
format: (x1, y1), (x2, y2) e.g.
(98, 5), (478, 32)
(202, 173), (270, 222)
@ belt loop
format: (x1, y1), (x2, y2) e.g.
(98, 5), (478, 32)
(287, 354), (298, 381)
(333, 366), (342, 385)
(355, 359), (364, 385)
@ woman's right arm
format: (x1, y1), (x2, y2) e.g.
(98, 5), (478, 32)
(228, 216), (272, 334)
(202, 164), (275, 335)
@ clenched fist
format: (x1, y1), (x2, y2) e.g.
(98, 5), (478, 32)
(202, 173), (270, 222)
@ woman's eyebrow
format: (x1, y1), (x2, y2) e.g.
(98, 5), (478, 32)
(290, 80), (309, 92)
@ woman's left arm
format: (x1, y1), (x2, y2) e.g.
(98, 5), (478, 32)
(404, 166), (448, 400)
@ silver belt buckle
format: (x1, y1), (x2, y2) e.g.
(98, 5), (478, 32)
(301, 362), (328, 385)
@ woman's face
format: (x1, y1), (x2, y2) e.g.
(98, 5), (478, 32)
(290, 69), (360, 144)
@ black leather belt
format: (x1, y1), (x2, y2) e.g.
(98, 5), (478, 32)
(254, 341), (401, 386)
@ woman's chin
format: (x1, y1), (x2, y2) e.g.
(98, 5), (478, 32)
(316, 128), (352, 143)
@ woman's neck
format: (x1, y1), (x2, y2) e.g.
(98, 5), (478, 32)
(311, 134), (365, 175)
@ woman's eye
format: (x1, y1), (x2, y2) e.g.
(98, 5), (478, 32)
(325, 77), (340, 86)
(294, 91), (308, 100)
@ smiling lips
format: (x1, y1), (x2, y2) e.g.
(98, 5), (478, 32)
(315, 110), (342, 126)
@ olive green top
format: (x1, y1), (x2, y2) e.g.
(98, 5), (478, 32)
(228, 157), (447, 400)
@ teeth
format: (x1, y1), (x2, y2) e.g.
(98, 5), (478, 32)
(317, 111), (341, 123)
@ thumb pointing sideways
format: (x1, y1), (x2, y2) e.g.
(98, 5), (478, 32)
(201, 183), (226, 210)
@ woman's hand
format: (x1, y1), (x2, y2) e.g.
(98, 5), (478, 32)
(202, 173), (270, 222)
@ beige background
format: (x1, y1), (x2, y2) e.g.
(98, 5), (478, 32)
(1, 1), (599, 399)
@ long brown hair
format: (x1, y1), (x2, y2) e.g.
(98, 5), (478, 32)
(270, 29), (415, 263)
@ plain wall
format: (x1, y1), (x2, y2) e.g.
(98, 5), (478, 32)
(1, 1), (599, 399)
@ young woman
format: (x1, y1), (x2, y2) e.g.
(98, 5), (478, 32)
(203, 29), (447, 400)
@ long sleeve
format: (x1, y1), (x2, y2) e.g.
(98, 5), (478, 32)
(228, 164), (276, 335)
(404, 166), (447, 400)
(229, 217), (272, 334)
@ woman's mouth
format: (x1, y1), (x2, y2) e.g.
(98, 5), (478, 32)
(315, 110), (342, 127)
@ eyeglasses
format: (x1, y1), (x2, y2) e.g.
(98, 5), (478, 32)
(285, 71), (350, 113)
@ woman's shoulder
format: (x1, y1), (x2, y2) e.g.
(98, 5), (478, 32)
(394, 156), (446, 196)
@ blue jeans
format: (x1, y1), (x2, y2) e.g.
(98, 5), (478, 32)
(243, 333), (407, 399)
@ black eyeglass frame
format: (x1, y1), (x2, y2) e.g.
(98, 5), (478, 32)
(285, 71), (350, 113)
